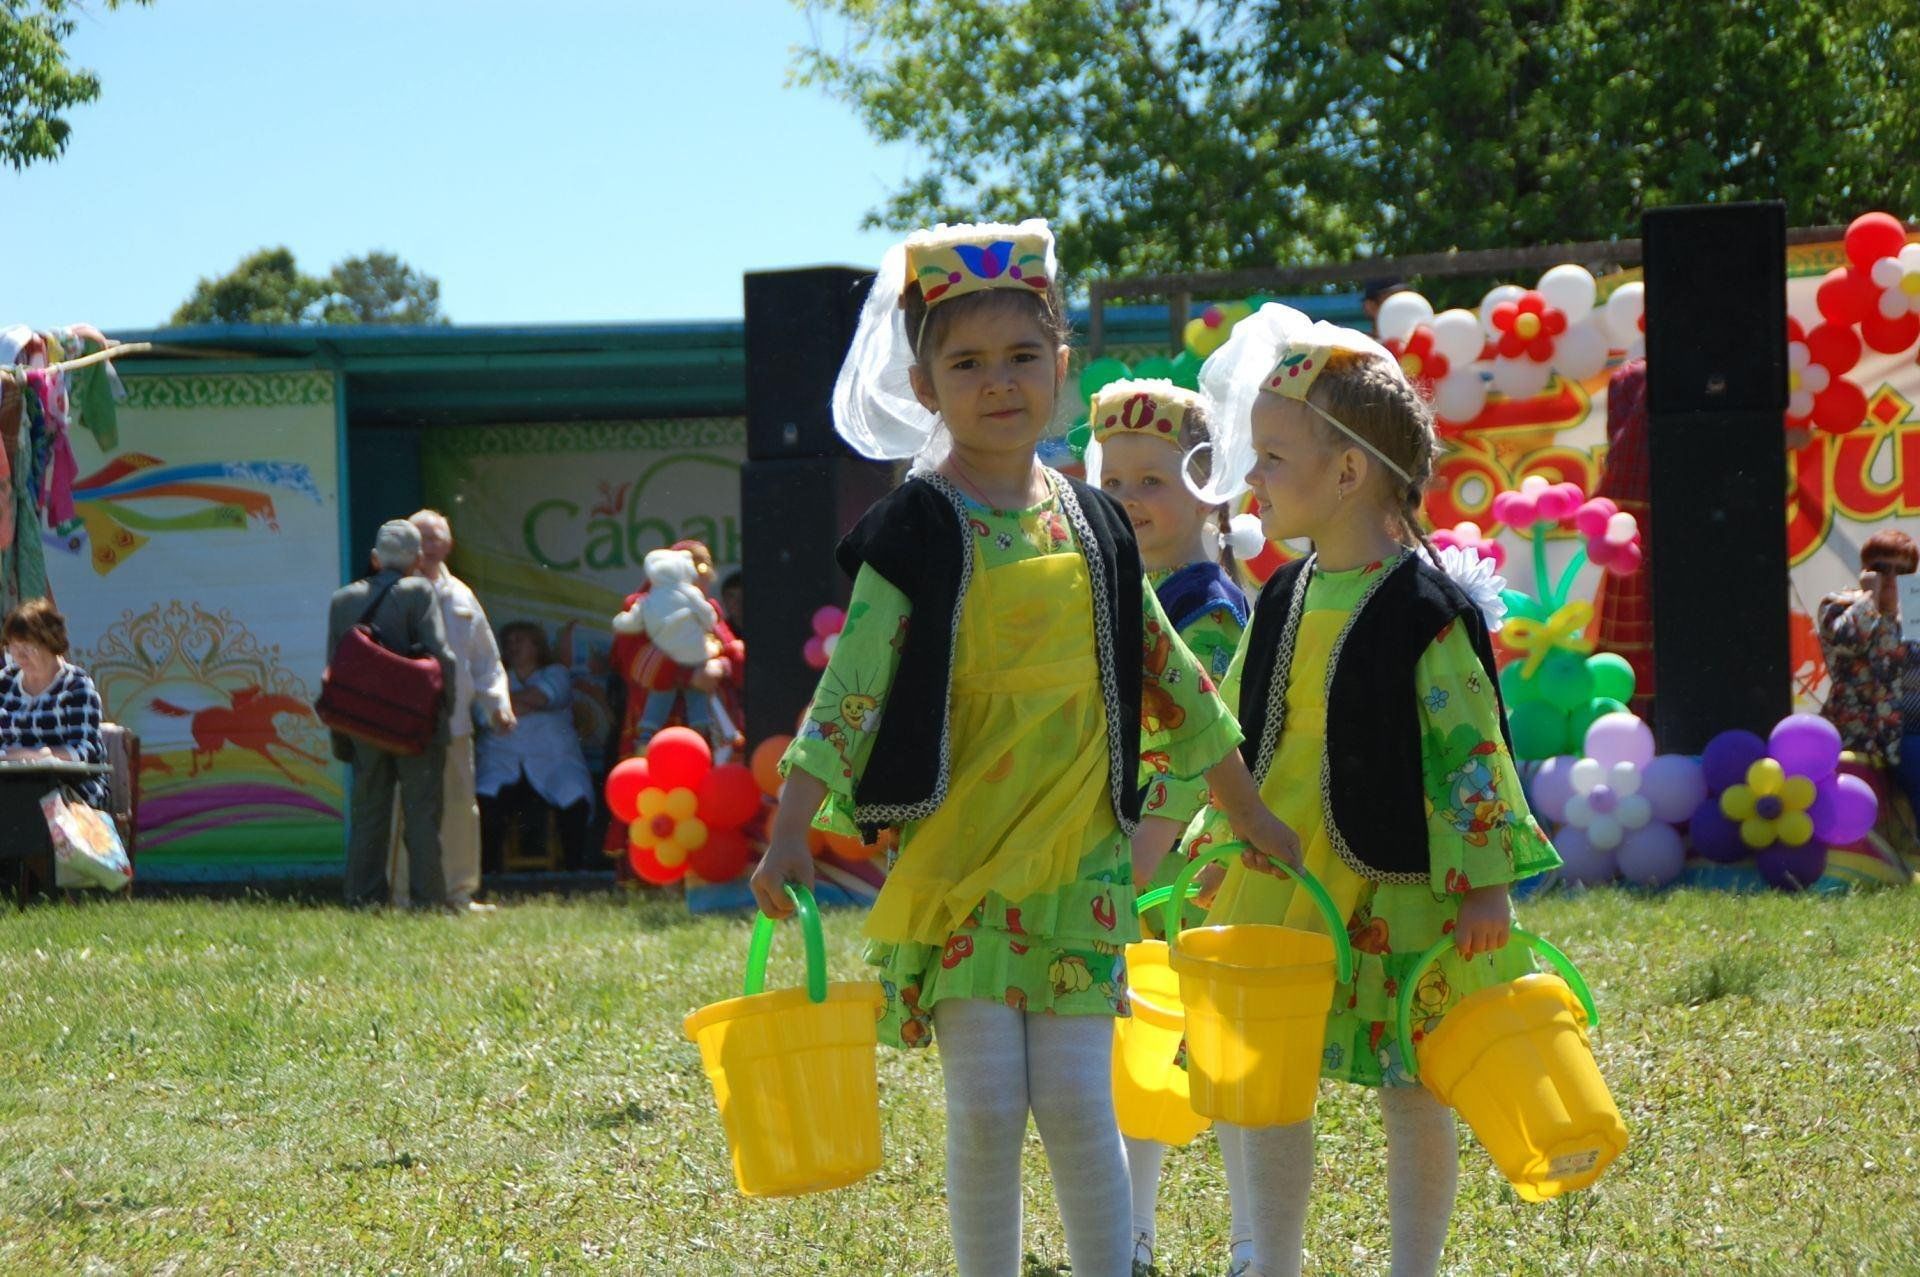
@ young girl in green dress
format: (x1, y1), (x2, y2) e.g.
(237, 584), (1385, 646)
(749, 221), (1301, 1277)
(1179, 305), (1561, 1277)
(1088, 378), (1257, 1275)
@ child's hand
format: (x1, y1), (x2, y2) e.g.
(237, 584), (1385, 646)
(1129, 816), (1184, 887)
(750, 770), (828, 919)
(1191, 860), (1227, 908)
(1453, 884), (1512, 959)
(749, 834), (815, 919)
(1233, 809), (1304, 877)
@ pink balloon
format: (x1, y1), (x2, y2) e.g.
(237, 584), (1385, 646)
(1616, 822), (1686, 888)
(1768, 713), (1841, 782)
(1641, 755), (1708, 824)
(1553, 825), (1618, 887)
(1537, 484), (1581, 523)
(1491, 491), (1536, 527)
(1574, 498), (1617, 539)
(1809, 773), (1878, 845)
(803, 636), (829, 669)
(1529, 755), (1579, 824)
(1584, 712), (1655, 770)
(811, 606), (847, 638)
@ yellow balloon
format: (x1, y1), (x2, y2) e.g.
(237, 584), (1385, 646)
(1781, 776), (1816, 810)
(1217, 300), (1254, 327)
(672, 816), (709, 852)
(665, 786), (699, 820)
(1746, 758), (1785, 795)
(1721, 787), (1757, 821)
(1184, 317), (1227, 359)
(1738, 817), (1773, 849)
(655, 841), (689, 869)
(1779, 811), (1814, 846)
(636, 788), (668, 819)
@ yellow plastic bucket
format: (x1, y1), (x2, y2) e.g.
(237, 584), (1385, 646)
(1166, 845), (1354, 1128)
(682, 885), (885, 1197)
(1112, 883), (1210, 1145)
(1396, 930), (1627, 1201)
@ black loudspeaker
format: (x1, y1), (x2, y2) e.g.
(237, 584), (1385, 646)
(740, 456), (896, 747)
(1646, 411), (1792, 752)
(1642, 203), (1788, 416)
(744, 267), (875, 460)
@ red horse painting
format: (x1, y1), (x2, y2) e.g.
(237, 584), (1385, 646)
(150, 685), (325, 781)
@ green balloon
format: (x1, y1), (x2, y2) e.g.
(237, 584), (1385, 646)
(1587, 652), (1636, 705)
(1509, 701), (1573, 761)
(1169, 350), (1204, 390)
(1535, 650), (1596, 713)
(1499, 659), (1539, 706)
(1066, 420), (1092, 459)
(1572, 696), (1628, 747)
(1132, 355), (1176, 381)
(1078, 357), (1133, 401)
(1502, 589), (1549, 623)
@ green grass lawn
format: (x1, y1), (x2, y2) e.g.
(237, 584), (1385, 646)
(2, 886), (1917, 1275)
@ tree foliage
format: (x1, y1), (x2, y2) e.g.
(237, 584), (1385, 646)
(794, 0), (1920, 280)
(172, 248), (446, 326)
(0, 1), (151, 169)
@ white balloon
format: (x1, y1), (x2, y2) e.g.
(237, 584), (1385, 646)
(1616, 793), (1653, 831)
(1789, 388), (1815, 417)
(1430, 309), (1485, 365)
(1609, 761), (1642, 796)
(1570, 758), (1606, 794)
(1224, 512), (1268, 561)
(1603, 282), (1645, 349)
(1491, 356), (1552, 399)
(1879, 288), (1908, 321)
(1554, 316), (1609, 382)
(1433, 368), (1489, 424)
(1899, 243), (1920, 271)
(1566, 794), (1593, 825)
(1607, 511), (1638, 542)
(1588, 815), (1624, 851)
(1376, 291), (1435, 345)
(1802, 363), (1830, 394)
(1538, 264), (1597, 320)
(1480, 284), (1526, 339)
(1872, 256), (1905, 289)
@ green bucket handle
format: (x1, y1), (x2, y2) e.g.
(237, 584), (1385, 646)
(743, 883), (829, 1004)
(1167, 842), (1353, 984)
(1133, 880), (1204, 917)
(1393, 928), (1597, 1082)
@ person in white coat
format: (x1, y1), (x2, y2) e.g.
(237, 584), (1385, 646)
(387, 509), (515, 910)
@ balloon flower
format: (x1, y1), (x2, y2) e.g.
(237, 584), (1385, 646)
(804, 606), (846, 671)
(606, 727), (763, 884)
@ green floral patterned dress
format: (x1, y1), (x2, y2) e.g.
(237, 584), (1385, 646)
(783, 480), (1244, 1049)
(1188, 555), (1562, 1087)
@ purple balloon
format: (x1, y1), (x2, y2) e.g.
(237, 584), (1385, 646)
(1701, 729), (1768, 795)
(1616, 822), (1686, 887)
(1687, 796), (1748, 864)
(1529, 755), (1579, 824)
(1756, 841), (1828, 892)
(1552, 824), (1619, 886)
(1641, 755), (1708, 824)
(1584, 711), (1656, 770)
(1809, 773), (1878, 846)
(1769, 713), (1842, 782)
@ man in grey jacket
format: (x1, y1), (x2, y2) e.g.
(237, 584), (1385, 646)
(326, 520), (459, 908)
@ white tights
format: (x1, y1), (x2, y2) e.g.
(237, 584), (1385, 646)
(1231, 1085), (1459, 1277)
(1123, 1125), (1255, 1268)
(934, 999), (1133, 1276)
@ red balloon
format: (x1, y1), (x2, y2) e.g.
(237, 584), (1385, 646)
(1859, 308), (1920, 356)
(1845, 211), (1909, 271)
(645, 726), (712, 790)
(1815, 267), (1874, 328)
(1812, 378), (1869, 435)
(1803, 322), (1861, 375)
(604, 758), (651, 823)
(697, 763), (763, 829)
(628, 839), (684, 885)
(688, 825), (753, 882)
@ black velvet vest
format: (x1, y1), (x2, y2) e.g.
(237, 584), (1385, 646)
(835, 471), (1145, 838)
(1237, 553), (1509, 884)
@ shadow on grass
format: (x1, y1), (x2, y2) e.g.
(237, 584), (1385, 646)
(588, 1100), (660, 1130)
(1669, 952), (1768, 1006)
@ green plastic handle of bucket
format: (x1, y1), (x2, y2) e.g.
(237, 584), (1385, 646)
(1133, 881), (1204, 917)
(1166, 842), (1354, 984)
(743, 883), (829, 1004)
(1393, 928), (1597, 1083)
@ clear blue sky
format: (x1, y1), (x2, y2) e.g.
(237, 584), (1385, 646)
(4, 1), (912, 330)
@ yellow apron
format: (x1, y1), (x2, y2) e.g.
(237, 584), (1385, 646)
(864, 545), (1122, 945)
